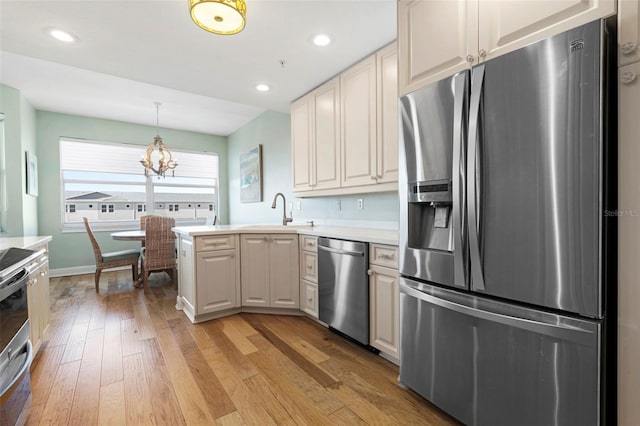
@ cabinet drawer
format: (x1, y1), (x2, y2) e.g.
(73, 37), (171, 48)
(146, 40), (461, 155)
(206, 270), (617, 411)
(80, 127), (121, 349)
(301, 251), (318, 283)
(302, 280), (318, 318)
(196, 235), (235, 251)
(370, 244), (398, 269)
(300, 235), (318, 252)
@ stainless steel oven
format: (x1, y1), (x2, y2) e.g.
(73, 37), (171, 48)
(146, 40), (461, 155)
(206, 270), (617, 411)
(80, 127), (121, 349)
(0, 248), (39, 426)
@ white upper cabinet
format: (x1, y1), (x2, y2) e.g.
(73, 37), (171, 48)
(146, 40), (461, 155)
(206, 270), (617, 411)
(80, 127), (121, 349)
(291, 97), (313, 191)
(376, 42), (399, 184)
(619, 0), (640, 66)
(341, 55), (378, 187)
(312, 78), (341, 190)
(478, 0), (616, 61)
(398, 0), (477, 96)
(399, 0), (615, 96)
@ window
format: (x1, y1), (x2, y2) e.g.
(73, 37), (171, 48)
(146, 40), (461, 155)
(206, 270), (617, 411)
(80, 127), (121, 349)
(69, 205), (76, 213)
(60, 138), (218, 230)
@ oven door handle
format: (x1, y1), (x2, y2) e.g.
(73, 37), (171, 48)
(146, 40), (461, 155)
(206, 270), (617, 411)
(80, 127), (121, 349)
(0, 340), (32, 396)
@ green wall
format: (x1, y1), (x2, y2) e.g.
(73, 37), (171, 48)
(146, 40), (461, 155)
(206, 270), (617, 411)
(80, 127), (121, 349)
(227, 110), (399, 226)
(0, 84), (38, 237)
(36, 111), (228, 271)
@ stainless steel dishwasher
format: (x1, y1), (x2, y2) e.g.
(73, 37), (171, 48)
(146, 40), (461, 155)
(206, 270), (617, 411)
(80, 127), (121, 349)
(318, 237), (369, 346)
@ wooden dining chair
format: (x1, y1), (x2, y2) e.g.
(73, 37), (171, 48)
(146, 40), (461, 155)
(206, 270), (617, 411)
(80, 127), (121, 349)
(82, 217), (140, 292)
(141, 215), (177, 289)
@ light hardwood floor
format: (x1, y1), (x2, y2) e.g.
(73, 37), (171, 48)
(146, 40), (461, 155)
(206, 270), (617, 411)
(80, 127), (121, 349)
(26, 270), (458, 425)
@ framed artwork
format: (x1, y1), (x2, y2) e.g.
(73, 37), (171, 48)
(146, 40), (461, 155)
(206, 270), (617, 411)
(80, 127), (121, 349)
(25, 151), (38, 197)
(239, 145), (262, 203)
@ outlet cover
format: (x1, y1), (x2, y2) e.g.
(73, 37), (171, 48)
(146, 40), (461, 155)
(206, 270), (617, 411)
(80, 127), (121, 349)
(296, 200), (302, 211)
(357, 198), (364, 210)
(336, 199), (341, 211)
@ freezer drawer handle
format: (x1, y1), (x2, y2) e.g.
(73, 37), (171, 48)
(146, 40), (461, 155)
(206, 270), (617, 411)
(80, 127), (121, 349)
(318, 245), (365, 257)
(400, 282), (595, 346)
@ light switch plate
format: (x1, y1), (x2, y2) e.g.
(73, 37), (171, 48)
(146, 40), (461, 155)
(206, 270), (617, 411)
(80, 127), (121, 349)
(336, 200), (341, 211)
(296, 200), (302, 211)
(357, 199), (364, 210)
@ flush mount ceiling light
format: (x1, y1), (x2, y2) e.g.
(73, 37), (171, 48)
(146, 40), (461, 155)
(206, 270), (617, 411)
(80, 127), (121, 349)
(189, 0), (246, 35)
(313, 34), (332, 47)
(49, 28), (76, 43)
(140, 102), (178, 178)
(256, 84), (270, 92)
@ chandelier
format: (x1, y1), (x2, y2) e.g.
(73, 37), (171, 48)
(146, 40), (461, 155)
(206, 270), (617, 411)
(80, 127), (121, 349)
(189, 0), (246, 35)
(140, 102), (178, 177)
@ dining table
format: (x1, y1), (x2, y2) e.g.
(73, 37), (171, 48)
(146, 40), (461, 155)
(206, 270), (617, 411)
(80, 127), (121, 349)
(110, 229), (146, 241)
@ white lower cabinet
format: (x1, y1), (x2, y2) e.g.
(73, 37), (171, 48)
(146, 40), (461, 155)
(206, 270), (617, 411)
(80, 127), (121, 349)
(178, 234), (240, 322)
(369, 244), (399, 360)
(299, 235), (319, 318)
(241, 234), (300, 309)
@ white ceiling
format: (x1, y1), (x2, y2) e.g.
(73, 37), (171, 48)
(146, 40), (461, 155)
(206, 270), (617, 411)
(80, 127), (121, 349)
(0, 0), (397, 136)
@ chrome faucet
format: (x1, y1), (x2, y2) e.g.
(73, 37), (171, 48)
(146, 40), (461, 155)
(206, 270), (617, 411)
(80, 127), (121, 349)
(271, 192), (293, 226)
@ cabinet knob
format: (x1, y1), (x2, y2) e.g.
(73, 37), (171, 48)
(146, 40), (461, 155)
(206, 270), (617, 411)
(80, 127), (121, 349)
(466, 54), (475, 63)
(621, 41), (637, 55)
(307, 265), (313, 269)
(478, 49), (487, 59)
(367, 269), (374, 276)
(621, 72), (637, 85)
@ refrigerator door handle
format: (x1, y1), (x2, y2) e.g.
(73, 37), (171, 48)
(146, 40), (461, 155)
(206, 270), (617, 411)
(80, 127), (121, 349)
(400, 281), (596, 346)
(467, 65), (486, 291)
(452, 72), (468, 288)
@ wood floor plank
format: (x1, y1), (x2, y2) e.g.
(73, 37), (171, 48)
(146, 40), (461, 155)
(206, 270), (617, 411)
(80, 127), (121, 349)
(155, 327), (216, 425)
(207, 350), (277, 426)
(38, 360), (81, 426)
(242, 374), (298, 426)
(247, 333), (344, 415)
(219, 317), (258, 355)
(201, 321), (260, 380)
(120, 318), (142, 357)
(244, 314), (339, 388)
(216, 411), (245, 426)
(87, 298), (106, 331)
(328, 406), (368, 425)
(225, 314), (258, 337)
(186, 322), (219, 353)
(98, 381), (126, 426)
(60, 322), (89, 364)
(140, 338), (186, 425)
(170, 321), (236, 419)
(245, 349), (335, 425)
(25, 402), (45, 426)
(291, 339), (330, 363)
(132, 299), (156, 341)
(68, 328), (104, 426)
(123, 353), (154, 425)
(30, 344), (65, 407)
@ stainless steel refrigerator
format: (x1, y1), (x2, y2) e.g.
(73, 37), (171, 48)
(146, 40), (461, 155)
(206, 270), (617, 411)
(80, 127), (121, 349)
(398, 19), (616, 426)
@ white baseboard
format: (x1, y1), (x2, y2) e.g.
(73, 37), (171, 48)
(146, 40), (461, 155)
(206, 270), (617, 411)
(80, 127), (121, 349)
(50, 265), (129, 278)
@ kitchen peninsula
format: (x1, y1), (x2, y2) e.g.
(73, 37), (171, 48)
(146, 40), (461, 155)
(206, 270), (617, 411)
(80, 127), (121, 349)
(173, 224), (400, 361)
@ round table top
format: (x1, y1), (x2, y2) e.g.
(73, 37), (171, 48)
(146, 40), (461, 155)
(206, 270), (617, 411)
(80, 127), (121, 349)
(110, 230), (145, 241)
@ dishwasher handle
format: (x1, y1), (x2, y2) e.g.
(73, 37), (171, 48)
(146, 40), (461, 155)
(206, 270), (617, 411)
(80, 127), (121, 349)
(318, 244), (365, 257)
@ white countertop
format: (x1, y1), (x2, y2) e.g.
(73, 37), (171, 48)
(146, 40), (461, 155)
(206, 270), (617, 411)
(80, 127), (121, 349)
(172, 224), (398, 246)
(0, 235), (52, 250)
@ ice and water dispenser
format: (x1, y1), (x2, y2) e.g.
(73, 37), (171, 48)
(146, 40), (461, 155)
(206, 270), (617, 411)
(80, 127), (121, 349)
(407, 179), (453, 253)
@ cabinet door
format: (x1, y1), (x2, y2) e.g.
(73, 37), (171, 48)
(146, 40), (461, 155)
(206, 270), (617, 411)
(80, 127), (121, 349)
(291, 96), (313, 191)
(313, 77), (341, 190)
(269, 235), (300, 309)
(341, 55), (378, 187)
(619, 0), (640, 66)
(240, 235), (270, 307)
(398, 0), (477, 96)
(376, 42), (399, 184)
(196, 249), (239, 315)
(478, 0), (615, 62)
(28, 251), (49, 356)
(179, 237), (196, 313)
(300, 251), (318, 283)
(369, 265), (399, 359)
(618, 62), (640, 426)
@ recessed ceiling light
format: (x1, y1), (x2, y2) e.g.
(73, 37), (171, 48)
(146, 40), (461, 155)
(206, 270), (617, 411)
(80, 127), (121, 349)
(313, 34), (332, 47)
(256, 84), (270, 92)
(49, 29), (76, 43)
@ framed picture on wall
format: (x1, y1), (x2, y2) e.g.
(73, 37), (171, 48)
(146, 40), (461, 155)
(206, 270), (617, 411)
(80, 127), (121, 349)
(25, 151), (38, 197)
(239, 145), (263, 203)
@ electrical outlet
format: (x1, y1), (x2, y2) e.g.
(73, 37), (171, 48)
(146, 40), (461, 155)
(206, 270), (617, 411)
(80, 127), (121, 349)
(288, 202), (293, 211)
(357, 198), (364, 210)
(336, 200), (341, 211)
(296, 200), (302, 211)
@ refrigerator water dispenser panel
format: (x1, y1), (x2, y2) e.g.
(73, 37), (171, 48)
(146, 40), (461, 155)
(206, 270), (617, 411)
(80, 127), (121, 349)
(407, 180), (453, 253)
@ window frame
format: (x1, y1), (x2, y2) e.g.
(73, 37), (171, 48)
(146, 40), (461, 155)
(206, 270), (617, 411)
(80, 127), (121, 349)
(59, 137), (219, 232)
